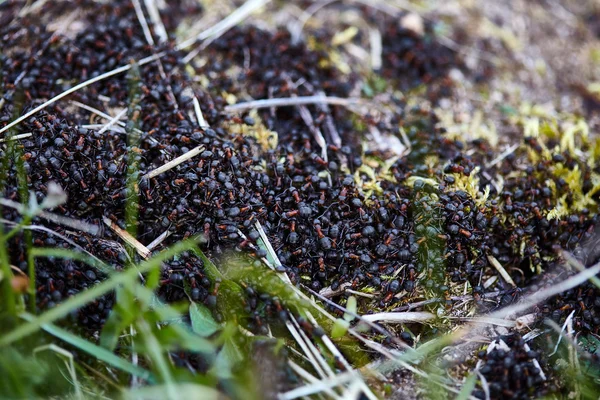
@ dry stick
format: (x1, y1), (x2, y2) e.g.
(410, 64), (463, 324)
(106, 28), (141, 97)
(319, 282), (352, 298)
(316, 90), (342, 148)
(298, 104), (327, 160)
(102, 217), (151, 259)
(225, 95), (363, 113)
(0, 53), (164, 136)
(142, 145), (205, 179)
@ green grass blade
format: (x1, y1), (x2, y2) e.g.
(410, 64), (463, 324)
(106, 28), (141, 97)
(0, 240), (199, 346)
(455, 373), (477, 400)
(136, 319), (177, 400)
(22, 314), (156, 383)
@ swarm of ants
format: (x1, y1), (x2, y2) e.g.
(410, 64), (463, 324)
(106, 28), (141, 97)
(1, 0), (599, 398)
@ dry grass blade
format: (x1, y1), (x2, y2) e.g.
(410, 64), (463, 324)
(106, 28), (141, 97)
(485, 143), (519, 168)
(361, 311), (436, 324)
(254, 221), (379, 400)
(0, 133), (33, 143)
(193, 96), (209, 129)
(0, 54), (164, 136)
(549, 309), (575, 356)
(304, 312), (379, 400)
(98, 108), (128, 134)
(369, 27), (382, 70)
(225, 95), (363, 113)
(146, 229), (171, 251)
(143, 0), (168, 43)
(487, 254), (516, 287)
(178, 0), (272, 50)
(279, 371), (355, 400)
(0, 198), (101, 236)
(451, 316), (515, 328)
(290, 314), (335, 377)
(132, 0), (156, 45)
(142, 145), (205, 179)
(286, 361), (345, 400)
(487, 258), (600, 320)
(102, 216), (151, 259)
(0, 219), (104, 264)
(285, 319), (328, 380)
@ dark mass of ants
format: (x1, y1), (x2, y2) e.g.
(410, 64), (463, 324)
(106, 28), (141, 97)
(1, 0), (600, 398)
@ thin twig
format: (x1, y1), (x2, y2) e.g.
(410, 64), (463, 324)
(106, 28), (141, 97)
(102, 217), (151, 259)
(142, 145), (205, 179)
